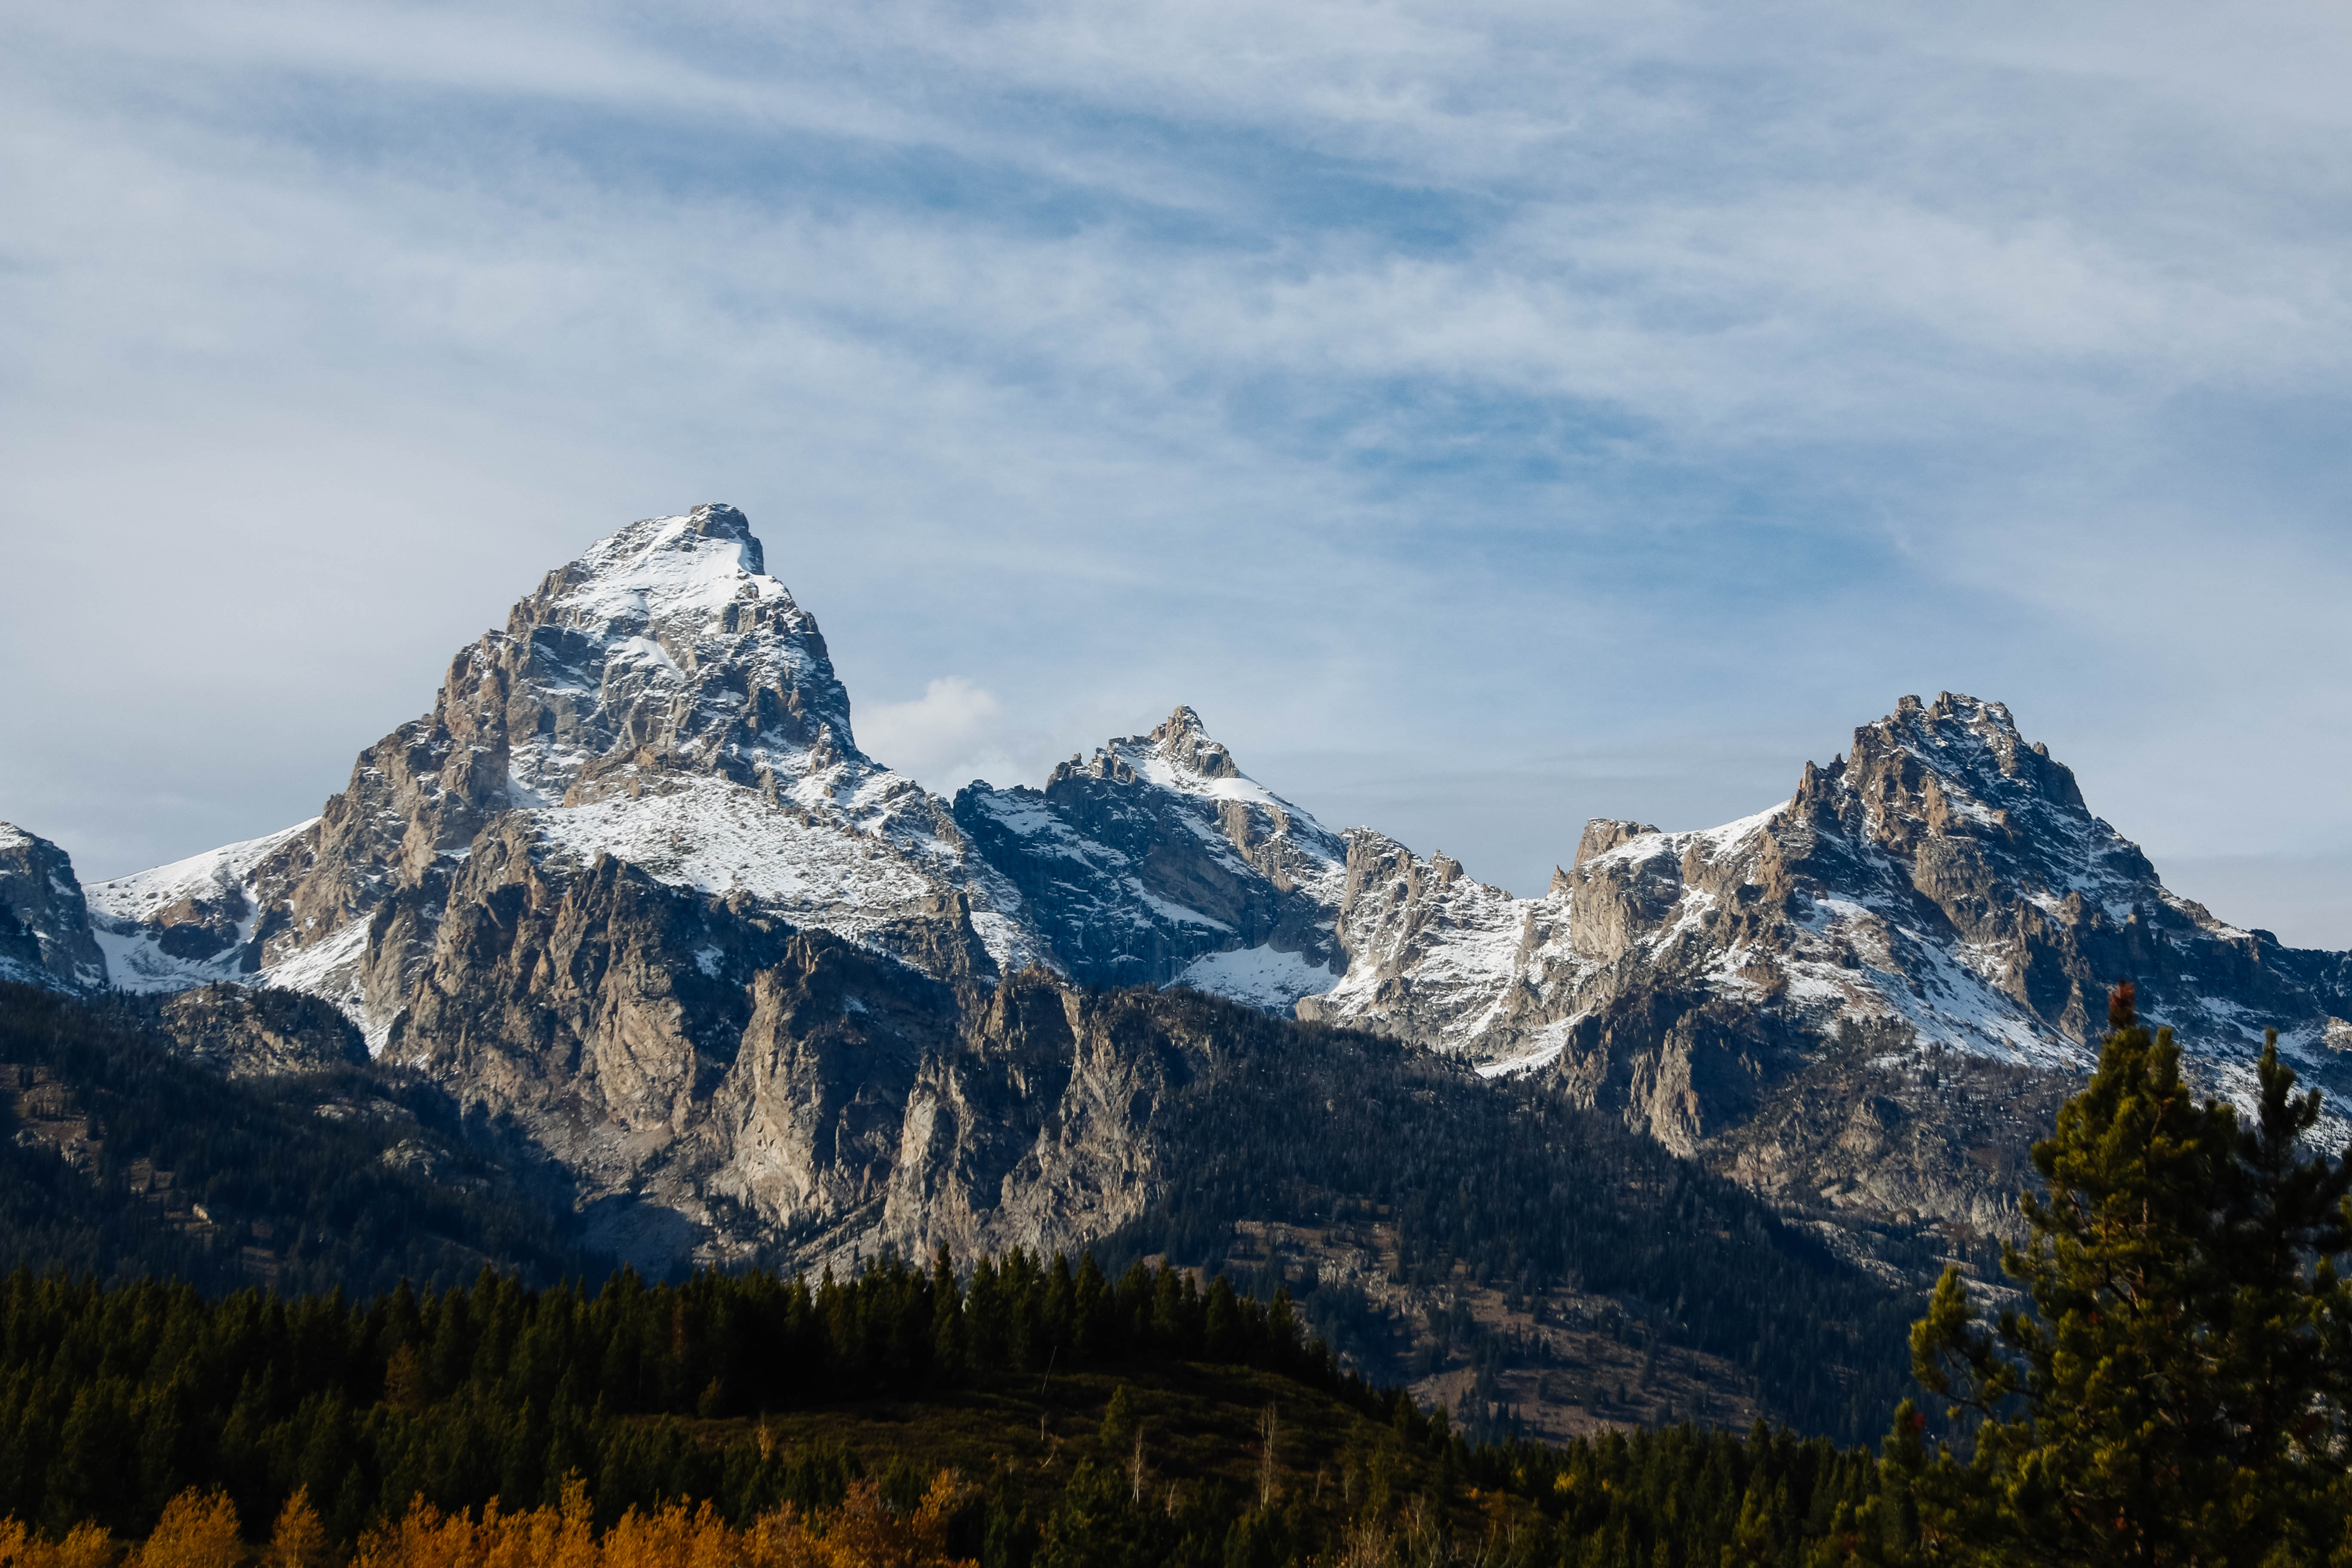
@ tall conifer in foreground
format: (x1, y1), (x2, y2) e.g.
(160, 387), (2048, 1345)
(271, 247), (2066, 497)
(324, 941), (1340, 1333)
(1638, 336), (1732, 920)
(1886, 982), (2352, 1565)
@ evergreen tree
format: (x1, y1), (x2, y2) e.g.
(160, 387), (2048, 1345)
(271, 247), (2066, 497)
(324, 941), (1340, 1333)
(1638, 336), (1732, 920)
(1890, 982), (2352, 1564)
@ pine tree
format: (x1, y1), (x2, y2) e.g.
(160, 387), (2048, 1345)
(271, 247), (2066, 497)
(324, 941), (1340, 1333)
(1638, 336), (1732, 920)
(1890, 982), (2352, 1564)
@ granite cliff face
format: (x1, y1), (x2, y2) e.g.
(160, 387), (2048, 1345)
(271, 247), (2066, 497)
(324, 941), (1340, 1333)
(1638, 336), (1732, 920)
(45, 507), (2352, 1271)
(0, 824), (107, 993)
(364, 823), (1234, 1269)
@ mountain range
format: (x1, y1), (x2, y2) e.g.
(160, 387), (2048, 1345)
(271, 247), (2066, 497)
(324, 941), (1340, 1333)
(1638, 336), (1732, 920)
(7, 502), (2349, 1383)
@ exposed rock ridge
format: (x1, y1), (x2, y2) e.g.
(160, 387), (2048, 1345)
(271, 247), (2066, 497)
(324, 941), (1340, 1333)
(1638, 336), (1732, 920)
(1296, 831), (1558, 1052)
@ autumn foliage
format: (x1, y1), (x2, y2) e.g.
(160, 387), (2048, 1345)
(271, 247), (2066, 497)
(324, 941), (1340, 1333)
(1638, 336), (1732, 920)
(1, 1473), (979, 1568)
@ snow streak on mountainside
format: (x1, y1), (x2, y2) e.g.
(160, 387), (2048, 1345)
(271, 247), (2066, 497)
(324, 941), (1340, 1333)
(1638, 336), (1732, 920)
(84, 821), (318, 993)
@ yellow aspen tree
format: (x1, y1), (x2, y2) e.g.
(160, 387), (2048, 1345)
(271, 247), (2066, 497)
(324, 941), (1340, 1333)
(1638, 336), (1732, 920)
(265, 1489), (326, 1568)
(53, 1524), (116, 1568)
(138, 1490), (243, 1568)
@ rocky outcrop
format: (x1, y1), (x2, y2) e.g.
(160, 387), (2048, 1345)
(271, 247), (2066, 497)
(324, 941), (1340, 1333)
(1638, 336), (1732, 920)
(156, 983), (370, 1078)
(0, 824), (107, 992)
(1296, 831), (1558, 1050)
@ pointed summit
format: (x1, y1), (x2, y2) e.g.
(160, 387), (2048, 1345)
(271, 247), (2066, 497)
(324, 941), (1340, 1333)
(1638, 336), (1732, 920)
(1854, 692), (2088, 815)
(505, 505), (858, 802)
(1146, 705), (1243, 780)
(84, 505), (1030, 1022)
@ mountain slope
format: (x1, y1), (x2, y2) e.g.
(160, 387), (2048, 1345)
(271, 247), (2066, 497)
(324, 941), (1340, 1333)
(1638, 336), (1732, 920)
(0, 980), (597, 1293)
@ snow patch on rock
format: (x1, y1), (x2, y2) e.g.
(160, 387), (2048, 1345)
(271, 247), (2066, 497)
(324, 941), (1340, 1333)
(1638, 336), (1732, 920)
(1174, 944), (1341, 1011)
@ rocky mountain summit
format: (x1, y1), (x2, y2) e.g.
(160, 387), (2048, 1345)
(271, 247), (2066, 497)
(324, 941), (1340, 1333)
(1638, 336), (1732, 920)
(1295, 692), (2352, 1247)
(1339, 693), (2352, 1084)
(25, 506), (2352, 1277)
(83, 506), (1042, 1033)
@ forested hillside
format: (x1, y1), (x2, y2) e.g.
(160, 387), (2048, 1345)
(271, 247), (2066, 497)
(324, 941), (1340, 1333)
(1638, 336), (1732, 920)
(0, 1260), (1886, 1566)
(1090, 991), (1925, 1444)
(0, 982), (597, 1294)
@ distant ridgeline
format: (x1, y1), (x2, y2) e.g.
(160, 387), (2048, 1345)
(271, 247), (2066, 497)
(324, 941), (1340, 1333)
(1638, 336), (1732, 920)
(0, 1265), (1886, 1567)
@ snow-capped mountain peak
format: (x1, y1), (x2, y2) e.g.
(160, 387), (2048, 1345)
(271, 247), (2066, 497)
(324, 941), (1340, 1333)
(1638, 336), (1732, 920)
(556, 503), (780, 623)
(1050, 706), (1347, 863)
(1131, 704), (1245, 780)
(81, 505), (1046, 1027)
(499, 502), (866, 809)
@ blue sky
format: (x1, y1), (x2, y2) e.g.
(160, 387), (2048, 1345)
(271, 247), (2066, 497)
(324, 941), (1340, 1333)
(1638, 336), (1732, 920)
(4, 1), (2350, 943)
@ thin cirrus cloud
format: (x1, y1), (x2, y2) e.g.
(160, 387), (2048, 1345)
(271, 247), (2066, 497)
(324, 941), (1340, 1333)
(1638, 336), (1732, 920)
(0, 0), (2347, 945)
